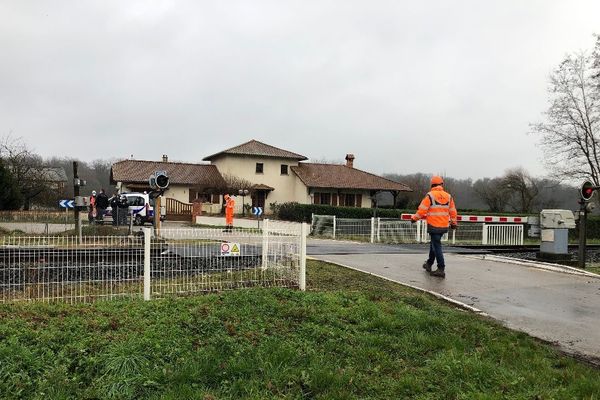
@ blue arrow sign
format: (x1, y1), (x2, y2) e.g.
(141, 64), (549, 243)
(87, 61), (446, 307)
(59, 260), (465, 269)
(252, 207), (263, 216)
(59, 199), (74, 208)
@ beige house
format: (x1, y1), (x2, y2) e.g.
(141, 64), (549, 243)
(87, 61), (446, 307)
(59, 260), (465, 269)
(110, 140), (411, 217)
(203, 140), (411, 214)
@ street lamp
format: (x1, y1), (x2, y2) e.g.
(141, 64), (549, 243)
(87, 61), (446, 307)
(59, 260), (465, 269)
(238, 189), (249, 216)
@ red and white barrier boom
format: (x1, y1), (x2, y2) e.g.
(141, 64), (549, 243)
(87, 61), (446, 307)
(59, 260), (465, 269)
(400, 214), (528, 223)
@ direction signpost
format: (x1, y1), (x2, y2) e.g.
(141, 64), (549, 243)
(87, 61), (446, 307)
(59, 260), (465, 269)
(59, 199), (75, 227)
(59, 200), (75, 208)
(253, 207), (263, 228)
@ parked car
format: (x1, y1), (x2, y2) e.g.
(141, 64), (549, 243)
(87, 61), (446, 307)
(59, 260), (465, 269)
(103, 193), (165, 225)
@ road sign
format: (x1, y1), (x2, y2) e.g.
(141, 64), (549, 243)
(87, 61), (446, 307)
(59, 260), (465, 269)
(59, 199), (74, 208)
(252, 207), (263, 216)
(221, 242), (241, 256)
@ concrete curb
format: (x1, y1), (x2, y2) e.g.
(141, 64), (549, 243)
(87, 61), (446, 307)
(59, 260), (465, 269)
(463, 254), (600, 279)
(308, 256), (489, 317)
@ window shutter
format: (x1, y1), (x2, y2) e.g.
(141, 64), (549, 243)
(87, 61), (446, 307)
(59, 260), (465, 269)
(332, 194), (337, 206)
(339, 194), (345, 207)
(314, 193), (321, 204)
(356, 194), (362, 207)
(189, 190), (196, 203)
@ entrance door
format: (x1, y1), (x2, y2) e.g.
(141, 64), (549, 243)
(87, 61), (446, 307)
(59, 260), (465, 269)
(252, 191), (266, 209)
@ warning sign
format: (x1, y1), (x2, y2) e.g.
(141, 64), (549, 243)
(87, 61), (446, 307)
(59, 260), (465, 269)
(221, 242), (241, 256)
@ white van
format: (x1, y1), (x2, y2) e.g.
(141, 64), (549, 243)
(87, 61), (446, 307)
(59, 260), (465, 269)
(104, 193), (165, 225)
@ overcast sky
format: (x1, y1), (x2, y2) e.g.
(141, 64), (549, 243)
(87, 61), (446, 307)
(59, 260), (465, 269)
(1, 1), (598, 180)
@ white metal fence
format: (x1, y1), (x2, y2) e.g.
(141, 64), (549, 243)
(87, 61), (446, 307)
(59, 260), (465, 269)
(0, 222), (307, 304)
(311, 214), (524, 246)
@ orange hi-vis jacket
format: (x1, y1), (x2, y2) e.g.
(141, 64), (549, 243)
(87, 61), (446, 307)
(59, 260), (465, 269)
(225, 197), (235, 224)
(411, 186), (457, 233)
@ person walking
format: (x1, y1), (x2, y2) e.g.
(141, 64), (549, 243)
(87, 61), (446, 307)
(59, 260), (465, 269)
(410, 176), (457, 278)
(95, 189), (109, 224)
(88, 190), (97, 224)
(118, 194), (129, 226)
(110, 192), (120, 226)
(224, 194), (235, 232)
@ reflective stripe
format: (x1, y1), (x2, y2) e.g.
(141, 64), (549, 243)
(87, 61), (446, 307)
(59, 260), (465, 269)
(428, 212), (449, 216)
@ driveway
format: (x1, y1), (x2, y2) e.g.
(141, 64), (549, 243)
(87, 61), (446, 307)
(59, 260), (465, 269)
(308, 239), (600, 363)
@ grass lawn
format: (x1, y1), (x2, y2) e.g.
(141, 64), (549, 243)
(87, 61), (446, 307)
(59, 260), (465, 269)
(1, 261), (599, 399)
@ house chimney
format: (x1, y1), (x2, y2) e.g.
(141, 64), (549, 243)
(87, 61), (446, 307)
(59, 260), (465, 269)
(162, 154), (168, 162)
(345, 154), (355, 168)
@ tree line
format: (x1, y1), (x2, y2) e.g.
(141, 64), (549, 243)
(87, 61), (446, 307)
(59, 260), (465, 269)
(0, 135), (112, 210)
(384, 169), (578, 214)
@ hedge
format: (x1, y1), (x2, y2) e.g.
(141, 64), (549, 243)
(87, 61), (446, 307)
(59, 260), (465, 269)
(275, 202), (412, 223)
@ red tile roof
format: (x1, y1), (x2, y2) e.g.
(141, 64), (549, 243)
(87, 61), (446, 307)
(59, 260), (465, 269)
(203, 139), (308, 161)
(291, 163), (411, 192)
(111, 159), (226, 188)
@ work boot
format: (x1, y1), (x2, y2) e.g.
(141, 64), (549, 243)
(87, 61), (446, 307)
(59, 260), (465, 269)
(430, 268), (446, 278)
(422, 262), (432, 272)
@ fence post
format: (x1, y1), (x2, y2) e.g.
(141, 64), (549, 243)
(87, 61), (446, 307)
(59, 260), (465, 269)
(519, 224), (524, 245)
(299, 223), (307, 291)
(416, 219), (421, 243)
(332, 215), (336, 239)
(262, 218), (269, 269)
(482, 223), (488, 245)
(370, 217), (375, 243)
(143, 227), (151, 301)
(377, 217), (381, 242)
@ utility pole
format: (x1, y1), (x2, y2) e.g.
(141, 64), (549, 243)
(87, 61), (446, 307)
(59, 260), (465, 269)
(577, 199), (587, 269)
(73, 161), (80, 239)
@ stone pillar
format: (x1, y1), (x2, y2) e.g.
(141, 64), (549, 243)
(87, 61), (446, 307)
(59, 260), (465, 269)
(192, 199), (203, 224)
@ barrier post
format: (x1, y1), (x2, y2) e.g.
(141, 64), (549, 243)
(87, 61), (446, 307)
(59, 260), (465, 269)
(332, 215), (336, 239)
(416, 219), (421, 243)
(377, 217), (381, 242)
(370, 217), (375, 243)
(299, 223), (307, 291)
(482, 223), (488, 245)
(262, 219), (269, 269)
(143, 228), (151, 301)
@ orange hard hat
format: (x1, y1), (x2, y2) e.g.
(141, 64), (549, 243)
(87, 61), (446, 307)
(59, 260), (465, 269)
(431, 176), (444, 185)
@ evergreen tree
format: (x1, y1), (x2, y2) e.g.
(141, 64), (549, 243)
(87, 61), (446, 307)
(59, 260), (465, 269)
(0, 159), (22, 210)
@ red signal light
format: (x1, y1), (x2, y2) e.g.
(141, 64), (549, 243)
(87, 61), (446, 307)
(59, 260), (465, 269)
(581, 181), (596, 201)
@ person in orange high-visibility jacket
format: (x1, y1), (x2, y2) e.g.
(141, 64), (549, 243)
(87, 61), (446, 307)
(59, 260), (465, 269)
(224, 194), (235, 232)
(410, 176), (457, 278)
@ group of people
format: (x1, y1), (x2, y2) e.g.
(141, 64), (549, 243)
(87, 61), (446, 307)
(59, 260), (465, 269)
(88, 190), (130, 226)
(87, 189), (109, 224)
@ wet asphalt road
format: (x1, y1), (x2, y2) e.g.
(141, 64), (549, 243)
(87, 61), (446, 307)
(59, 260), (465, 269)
(307, 239), (600, 362)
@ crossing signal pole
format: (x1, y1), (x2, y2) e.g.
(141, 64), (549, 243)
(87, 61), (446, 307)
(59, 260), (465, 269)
(578, 180), (599, 269)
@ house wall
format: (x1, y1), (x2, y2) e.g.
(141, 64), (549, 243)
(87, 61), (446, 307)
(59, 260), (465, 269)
(212, 155), (306, 214)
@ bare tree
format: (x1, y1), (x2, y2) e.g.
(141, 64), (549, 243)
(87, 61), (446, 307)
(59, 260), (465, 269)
(500, 168), (540, 213)
(222, 173), (255, 193)
(531, 46), (600, 184)
(0, 135), (51, 210)
(473, 177), (510, 212)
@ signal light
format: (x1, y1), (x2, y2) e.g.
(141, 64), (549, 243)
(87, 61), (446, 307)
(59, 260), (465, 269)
(155, 173), (169, 189)
(580, 180), (596, 201)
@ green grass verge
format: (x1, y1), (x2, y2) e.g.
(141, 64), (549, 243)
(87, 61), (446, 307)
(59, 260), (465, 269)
(0, 260), (599, 399)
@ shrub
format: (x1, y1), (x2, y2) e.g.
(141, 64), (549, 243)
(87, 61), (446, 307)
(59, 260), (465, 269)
(275, 202), (412, 223)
